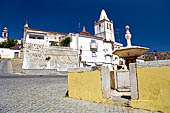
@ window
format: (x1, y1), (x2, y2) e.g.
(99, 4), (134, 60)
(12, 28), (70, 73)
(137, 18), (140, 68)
(59, 37), (61, 41)
(99, 24), (101, 30)
(107, 23), (109, 29)
(37, 35), (44, 39)
(110, 24), (112, 30)
(119, 60), (124, 65)
(4, 33), (7, 37)
(91, 40), (96, 43)
(14, 52), (19, 58)
(29, 34), (44, 40)
(90, 40), (98, 51)
(29, 35), (36, 39)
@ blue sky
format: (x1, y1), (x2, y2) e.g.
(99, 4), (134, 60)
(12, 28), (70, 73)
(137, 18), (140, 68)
(0, 0), (170, 52)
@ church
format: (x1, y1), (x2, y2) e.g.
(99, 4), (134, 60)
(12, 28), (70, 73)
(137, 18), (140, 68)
(69, 9), (124, 70)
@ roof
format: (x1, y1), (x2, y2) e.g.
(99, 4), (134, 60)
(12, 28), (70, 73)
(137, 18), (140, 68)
(79, 31), (104, 39)
(114, 42), (123, 46)
(94, 9), (113, 25)
(10, 44), (22, 50)
(99, 9), (109, 21)
(70, 32), (78, 34)
(96, 19), (113, 24)
(28, 28), (67, 36)
(144, 51), (170, 61)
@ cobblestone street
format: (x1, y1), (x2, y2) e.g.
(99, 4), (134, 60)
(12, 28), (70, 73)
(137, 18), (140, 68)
(0, 74), (157, 113)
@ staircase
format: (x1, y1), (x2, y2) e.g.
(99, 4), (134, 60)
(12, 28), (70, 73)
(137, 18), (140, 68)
(11, 50), (23, 74)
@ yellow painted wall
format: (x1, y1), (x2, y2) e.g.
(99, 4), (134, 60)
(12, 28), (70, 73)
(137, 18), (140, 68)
(1, 54), (11, 58)
(68, 70), (125, 106)
(68, 70), (103, 102)
(131, 66), (170, 113)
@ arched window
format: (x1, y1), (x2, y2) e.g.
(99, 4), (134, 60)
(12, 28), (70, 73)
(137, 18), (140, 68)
(99, 24), (101, 30)
(4, 33), (7, 37)
(107, 23), (109, 29)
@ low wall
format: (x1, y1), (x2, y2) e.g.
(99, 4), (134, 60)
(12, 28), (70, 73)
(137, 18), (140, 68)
(67, 67), (125, 105)
(131, 60), (170, 113)
(68, 68), (103, 101)
(22, 69), (67, 76)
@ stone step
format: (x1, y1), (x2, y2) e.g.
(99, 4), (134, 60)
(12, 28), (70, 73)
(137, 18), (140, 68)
(11, 58), (23, 74)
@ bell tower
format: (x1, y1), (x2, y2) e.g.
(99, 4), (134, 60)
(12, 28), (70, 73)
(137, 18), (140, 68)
(2, 27), (8, 39)
(94, 9), (115, 42)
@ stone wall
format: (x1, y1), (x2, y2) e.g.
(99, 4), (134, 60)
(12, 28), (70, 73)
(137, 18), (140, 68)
(22, 43), (78, 75)
(67, 66), (126, 106)
(137, 60), (170, 67)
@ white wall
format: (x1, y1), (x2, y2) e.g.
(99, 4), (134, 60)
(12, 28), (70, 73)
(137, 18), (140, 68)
(70, 33), (115, 68)
(0, 38), (7, 43)
(0, 48), (20, 58)
(24, 29), (66, 47)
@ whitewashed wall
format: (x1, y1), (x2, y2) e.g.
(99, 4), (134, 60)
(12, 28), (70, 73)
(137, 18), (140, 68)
(0, 48), (20, 58)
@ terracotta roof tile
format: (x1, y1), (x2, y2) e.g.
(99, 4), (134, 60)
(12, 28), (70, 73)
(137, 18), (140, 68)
(79, 32), (104, 39)
(10, 44), (21, 50)
(28, 28), (67, 36)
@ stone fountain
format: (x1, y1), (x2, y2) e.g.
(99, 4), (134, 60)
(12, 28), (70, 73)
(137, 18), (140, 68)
(113, 25), (149, 69)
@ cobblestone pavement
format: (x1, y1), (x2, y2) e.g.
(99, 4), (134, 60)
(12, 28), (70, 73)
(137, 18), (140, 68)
(0, 74), (157, 113)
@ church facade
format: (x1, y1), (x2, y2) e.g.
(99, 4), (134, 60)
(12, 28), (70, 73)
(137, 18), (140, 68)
(69, 9), (124, 70)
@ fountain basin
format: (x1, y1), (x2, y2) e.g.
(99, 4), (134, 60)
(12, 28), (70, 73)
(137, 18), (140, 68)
(113, 46), (149, 58)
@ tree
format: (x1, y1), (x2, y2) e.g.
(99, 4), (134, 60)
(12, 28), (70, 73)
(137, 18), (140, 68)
(60, 37), (71, 47)
(0, 38), (18, 48)
(50, 41), (58, 46)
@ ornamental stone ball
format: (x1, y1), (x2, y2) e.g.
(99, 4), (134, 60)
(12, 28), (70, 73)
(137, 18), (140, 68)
(125, 25), (130, 30)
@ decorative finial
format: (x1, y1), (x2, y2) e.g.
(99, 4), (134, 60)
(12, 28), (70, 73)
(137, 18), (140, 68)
(125, 25), (130, 30)
(125, 25), (132, 47)
(24, 20), (29, 29)
(3, 27), (8, 30)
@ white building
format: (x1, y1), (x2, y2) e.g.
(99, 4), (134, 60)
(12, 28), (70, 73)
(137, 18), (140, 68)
(22, 9), (125, 70)
(69, 9), (124, 70)
(0, 48), (20, 58)
(23, 22), (67, 47)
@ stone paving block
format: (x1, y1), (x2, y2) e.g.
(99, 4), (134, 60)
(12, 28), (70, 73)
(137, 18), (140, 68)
(0, 75), (158, 113)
